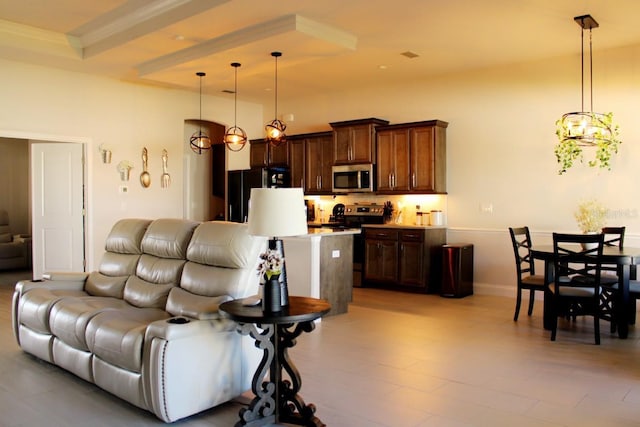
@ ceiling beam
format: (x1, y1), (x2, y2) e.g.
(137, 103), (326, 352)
(136, 14), (357, 76)
(69, 0), (231, 58)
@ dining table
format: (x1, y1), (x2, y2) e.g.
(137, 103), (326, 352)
(530, 244), (640, 339)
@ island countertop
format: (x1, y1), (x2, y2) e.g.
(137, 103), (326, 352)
(304, 227), (361, 236)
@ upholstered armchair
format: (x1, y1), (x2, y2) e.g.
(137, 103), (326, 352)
(0, 210), (32, 270)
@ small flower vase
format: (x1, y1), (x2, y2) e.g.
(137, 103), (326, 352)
(262, 275), (283, 314)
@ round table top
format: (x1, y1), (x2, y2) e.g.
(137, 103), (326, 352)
(219, 296), (331, 324)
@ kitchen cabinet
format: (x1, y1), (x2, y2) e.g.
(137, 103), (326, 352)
(375, 120), (448, 194)
(364, 226), (446, 292)
(376, 129), (410, 192)
(288, 136), (305, 189)
(364, 229), (398, 282)
(330, 118), (388, 165)
(304, 132), (334, 194)
(250, 138), (288, 168)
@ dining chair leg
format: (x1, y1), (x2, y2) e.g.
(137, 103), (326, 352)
(514, 289), (523, 321)
(594, 316), (600, 345)
(550, 302), (558, 341)
(527, 289), (535, 315)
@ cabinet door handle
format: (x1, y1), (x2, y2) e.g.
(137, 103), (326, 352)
(392, 173), (396, 188)
(412, 172), (416, 188)
(318, 175), (322, 189)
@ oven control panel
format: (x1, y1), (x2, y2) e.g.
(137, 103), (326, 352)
(344, 204), (385, 217)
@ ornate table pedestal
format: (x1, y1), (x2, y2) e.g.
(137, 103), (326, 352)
(220, 296), (331, 427)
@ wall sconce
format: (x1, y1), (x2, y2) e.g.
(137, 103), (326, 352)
(99, 143), (112, 164)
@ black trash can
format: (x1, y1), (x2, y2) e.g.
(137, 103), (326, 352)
(441, 243), (474, 298)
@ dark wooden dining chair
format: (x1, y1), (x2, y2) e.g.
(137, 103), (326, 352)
(550, 232), (606, 345)
(509, 227), (546, 321)
(599, 226), (626, 331)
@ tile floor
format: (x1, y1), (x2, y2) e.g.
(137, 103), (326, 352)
(2, 271), (640, 426)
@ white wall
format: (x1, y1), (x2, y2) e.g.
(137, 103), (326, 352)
(0, 59), (262, 270)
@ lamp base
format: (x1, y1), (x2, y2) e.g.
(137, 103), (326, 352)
(263, 276), (283, 313)
(270, 238), (290, 307)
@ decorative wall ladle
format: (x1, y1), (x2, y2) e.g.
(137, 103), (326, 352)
(140, 147), (151, 188)
(161, 149), (171, 188)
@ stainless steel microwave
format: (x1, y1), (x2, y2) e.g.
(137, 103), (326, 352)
(332, 164), (374, 193)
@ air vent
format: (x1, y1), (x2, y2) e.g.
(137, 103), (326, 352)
(401, 51), (419, 59)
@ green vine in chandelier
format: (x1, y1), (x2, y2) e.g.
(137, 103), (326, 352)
(554, 112), (621, 175)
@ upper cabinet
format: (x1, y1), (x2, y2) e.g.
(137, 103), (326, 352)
(250, 138), (289, 168)
(330, 118), (389, 165)
(375, 120), (448, 194)
(304, 132), (334, 195)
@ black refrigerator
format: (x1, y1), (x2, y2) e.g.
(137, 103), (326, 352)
(227, 167), (291, 223)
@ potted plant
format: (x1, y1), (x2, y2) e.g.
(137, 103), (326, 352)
(554, 112), (622, 175)
(574, 199), (607, 234)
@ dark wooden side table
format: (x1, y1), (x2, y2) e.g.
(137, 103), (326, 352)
(220, 296), (331, 427)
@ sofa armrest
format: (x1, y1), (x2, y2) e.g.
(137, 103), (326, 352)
(42, 272), (89, 282)
(143, 317), (258, 422)
(145, 316), (235, 342)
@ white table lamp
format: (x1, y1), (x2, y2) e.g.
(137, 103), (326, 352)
(248, 188), (308, 308)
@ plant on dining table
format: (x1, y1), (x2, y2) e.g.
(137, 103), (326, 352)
(574, 199), (608, 233)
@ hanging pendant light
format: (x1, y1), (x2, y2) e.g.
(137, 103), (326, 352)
(265, 51), (287, 147)
(190, 72), (212, 154)
(557, 15), (616, 147)
(223, 62), (247, 152)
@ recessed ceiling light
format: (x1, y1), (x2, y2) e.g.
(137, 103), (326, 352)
(173, 35), (185, 41)
(401, 51), (419, 59)
(378, 65), (388, 70)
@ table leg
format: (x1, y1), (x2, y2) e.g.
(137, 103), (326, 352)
(236, 323), (276, 426)
(616, 265), (630, 339)
(235, 321), (325, 427)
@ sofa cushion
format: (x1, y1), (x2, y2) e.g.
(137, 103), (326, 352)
(18, 288), (88, 334)
(0, 242), (23, 258)
(105, 219), (151, 254)
(84, 271), (128, 298)
(86, 308), (170, 372)
(141, 219), (198, 259)
(123, 276), (175, 309)
(180, 261), (250, 297)
(0, 232), (11, 243)
(165, 287), (231, 319)
(49, 297), (130, 351)
(135, 254), (186, 285)
(99, 252), (142, 277)
(187, 221), (260, 268)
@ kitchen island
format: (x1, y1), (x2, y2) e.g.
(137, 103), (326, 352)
(283, 228), (360, 316)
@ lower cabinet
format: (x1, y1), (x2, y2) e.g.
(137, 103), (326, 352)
(364, 226), (446, 292)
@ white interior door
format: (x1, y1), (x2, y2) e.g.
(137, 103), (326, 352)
(31, 143), (85, 279)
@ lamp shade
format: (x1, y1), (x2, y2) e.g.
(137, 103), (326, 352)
(248, 188), (307, 238)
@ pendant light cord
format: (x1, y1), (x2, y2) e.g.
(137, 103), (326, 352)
(233, 65), (238, 127)
(589, 27), (593, 113)
(274, 54), (279, 120)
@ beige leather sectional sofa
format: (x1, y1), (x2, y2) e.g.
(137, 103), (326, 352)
(11, 218), (266, 422)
